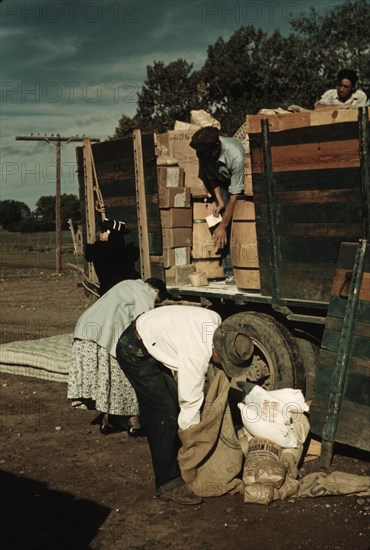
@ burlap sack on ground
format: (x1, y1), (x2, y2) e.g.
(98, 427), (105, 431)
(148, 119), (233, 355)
(298, 471), (370, 497)
(178, 370), (244, 497)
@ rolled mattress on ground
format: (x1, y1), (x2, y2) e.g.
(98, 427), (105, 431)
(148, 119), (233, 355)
(0, 334), (73, 382)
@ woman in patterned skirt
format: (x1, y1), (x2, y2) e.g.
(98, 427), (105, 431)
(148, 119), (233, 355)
(68, 277), (168, 435)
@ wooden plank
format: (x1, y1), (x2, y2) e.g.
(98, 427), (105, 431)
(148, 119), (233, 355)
(82, 138), (99, 286)
(327, 295), (370, 323)
(331, 269), (370, 301)
(251, 139), (360, 174)
(319, 348), (370, 376)
(321, 330), (370, 359)
(104, 195), (158, 208)
(252, 167), (361, 193)
(310, 242), (370, 455)
(246, 111), (311, 134)
(325, 316), (370, 338)
(335, 242), (370, 271)
(99, 177), (157, 195)
(314, 371), (370, 407)
(276, 223), (360, 239)
(273, 189), (361, 205)
(247, 110), (369, 135)
(275, 236), (345, 262)
(133, 129), (151, 280)
(310, 392), (370, 451)
(275, 203), (361, 225)
(310, 109), (367, 127)
(256, 255), (336, 301)
(250, 120), (361, 147)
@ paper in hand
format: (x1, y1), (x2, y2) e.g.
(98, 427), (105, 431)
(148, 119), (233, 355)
(206, 214), (222, 228)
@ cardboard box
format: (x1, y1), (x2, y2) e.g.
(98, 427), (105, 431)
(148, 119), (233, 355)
(157, 166), (184, 189)
(160, 208), (192, 228)
(155, 131), (207, 197)
(158, 187), (191, 208)
(165, 264), (196, 285)
(162, 228), (192, 248)
(151, 247), (191, 268)
(192, 200), (217, 219)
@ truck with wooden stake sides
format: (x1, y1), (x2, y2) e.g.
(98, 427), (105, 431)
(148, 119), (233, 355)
(77, 107), (370, 467)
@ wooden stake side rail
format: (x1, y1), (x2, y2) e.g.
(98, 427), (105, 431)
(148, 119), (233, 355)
(310, 241), (370, 458)
(133, 129), (151, 280)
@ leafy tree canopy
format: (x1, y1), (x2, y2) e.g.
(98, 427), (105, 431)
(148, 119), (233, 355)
(113, 0), (370, 137)
(0, 200), (31, 229)
(35, 194), (81, 225)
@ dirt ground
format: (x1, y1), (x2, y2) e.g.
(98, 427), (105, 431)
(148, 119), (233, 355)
(0, 264), (369, 550)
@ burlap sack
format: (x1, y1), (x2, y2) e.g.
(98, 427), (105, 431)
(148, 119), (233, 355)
(244, 483), (278, 505)
(281, 413), (310, 478)
(298, 471), (370, 498)
(242, 437), (282, 485)
(255, 459), (287, 489)
(178, 370), (244, 497)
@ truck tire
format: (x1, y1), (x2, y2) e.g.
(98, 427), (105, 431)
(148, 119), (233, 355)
(294, 332), (319, 401)
(221, 312), (305, 391)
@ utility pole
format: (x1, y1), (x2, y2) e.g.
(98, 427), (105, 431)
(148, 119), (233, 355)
(15, 134), (100, 273)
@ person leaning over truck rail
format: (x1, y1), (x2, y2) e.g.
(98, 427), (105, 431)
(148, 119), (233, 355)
(189, 126), (245, 285)
(116, 305), (222, 505)
(68, 277), (168, 436)
(314, 69), (367, 110)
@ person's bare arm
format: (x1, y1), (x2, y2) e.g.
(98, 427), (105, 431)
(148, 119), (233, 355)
(212, 194), (238, 249)
(212, 186), (225, 216)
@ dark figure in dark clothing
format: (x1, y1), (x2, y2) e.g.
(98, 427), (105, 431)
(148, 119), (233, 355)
(85, 218), (140, 296)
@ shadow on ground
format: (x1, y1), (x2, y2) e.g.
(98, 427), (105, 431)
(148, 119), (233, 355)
(0, 470), (110, 550)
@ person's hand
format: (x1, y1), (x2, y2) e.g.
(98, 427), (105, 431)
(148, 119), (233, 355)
(213, 202), (224, 217)
(213, 224), (227, 249)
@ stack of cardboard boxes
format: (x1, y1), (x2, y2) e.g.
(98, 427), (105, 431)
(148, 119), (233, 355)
(152, 165), (196, 285)
(153, 124), (258, 287)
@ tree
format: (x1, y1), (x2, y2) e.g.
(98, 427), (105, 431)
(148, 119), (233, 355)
(113, 114), (139, 139)
(35, 194), (81, 226)
(0, 200), (31, 229)
(113, 0), (370, 137)
(135, 59), (204, 133)
(290, 0), (370, 95)
(113, 59), (206, 137)
(35, 195), (55, 222)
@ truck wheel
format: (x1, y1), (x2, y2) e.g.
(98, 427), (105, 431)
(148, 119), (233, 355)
(294, 332), (319, 401)
(221, 312), (305, 391)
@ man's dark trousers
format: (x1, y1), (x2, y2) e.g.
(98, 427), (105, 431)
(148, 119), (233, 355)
(116, 322), (184, 495)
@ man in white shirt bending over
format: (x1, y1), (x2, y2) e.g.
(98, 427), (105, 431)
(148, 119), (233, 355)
(116, 305), (222, 505)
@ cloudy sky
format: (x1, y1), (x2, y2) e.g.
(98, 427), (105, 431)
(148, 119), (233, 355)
(1, 0), (347, 210)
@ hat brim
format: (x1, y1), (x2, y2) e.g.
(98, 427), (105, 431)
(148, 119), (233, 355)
(213, 326), (254, 378)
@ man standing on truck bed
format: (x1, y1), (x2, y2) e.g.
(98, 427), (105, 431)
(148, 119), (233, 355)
(315, 69), (367, 109)
(189, 126), (245, 285)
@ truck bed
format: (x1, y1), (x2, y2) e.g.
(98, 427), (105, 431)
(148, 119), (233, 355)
(168, 280), (329, 319)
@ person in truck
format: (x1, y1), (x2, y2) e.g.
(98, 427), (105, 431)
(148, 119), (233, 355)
(189, 126), (245, 285)
(315, 69), (367, 109)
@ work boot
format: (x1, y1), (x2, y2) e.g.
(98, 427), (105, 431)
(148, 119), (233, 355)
(159, 485), (203, 506)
